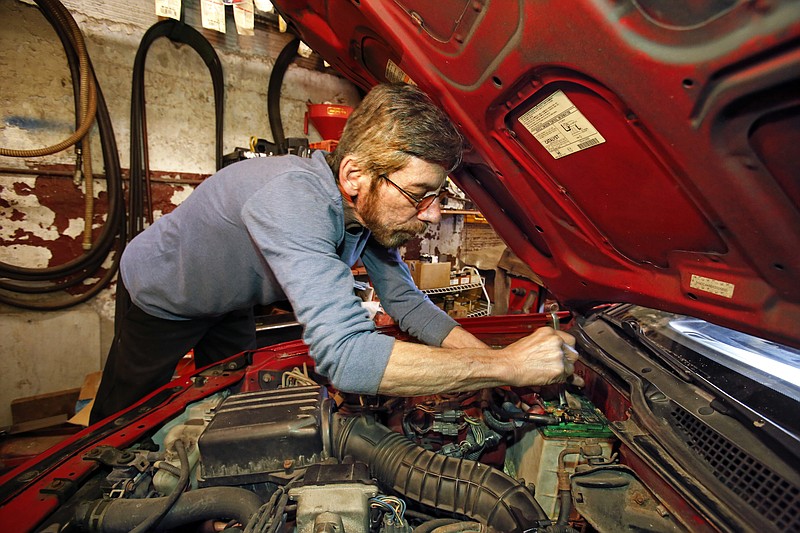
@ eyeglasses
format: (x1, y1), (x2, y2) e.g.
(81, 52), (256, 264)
(380, 174), (447, 212)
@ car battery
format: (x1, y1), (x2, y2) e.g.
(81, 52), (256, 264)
(505, 394), (616, 520)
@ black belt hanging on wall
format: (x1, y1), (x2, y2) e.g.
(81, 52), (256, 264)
(268, 36), (300, 156)
(129, 19), (225, 240)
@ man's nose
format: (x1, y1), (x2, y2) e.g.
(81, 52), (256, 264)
(416, 202), (442, 224)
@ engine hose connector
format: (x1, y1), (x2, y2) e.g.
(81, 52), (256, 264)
(333, 414), (548, 533)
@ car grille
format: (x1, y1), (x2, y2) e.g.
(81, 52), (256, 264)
(670, 406), (799, 531)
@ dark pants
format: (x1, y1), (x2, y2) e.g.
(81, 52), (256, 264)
(90, 299), (256, 425)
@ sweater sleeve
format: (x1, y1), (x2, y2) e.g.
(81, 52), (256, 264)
(361, 240), (459, 346)
(242, 173), (395, 395)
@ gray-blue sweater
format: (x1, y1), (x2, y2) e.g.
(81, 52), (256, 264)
(121, 151), (458, 394)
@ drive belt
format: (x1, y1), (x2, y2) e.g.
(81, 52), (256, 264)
(129, 19), (225, 238)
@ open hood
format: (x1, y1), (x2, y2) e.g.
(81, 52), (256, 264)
(272, 0), (800, 349)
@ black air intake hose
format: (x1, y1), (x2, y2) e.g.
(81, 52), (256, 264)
(75, 486), (262, 532)
(334, 415), (548, 533)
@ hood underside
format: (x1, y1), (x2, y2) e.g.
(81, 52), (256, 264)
(273, 0), (800, 348)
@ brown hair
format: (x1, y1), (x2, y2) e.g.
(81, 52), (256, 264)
(326, 83), (463, 180)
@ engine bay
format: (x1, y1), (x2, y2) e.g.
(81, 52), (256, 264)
(44, 342), (679, 531)
(7, 308), (798, 532)
(72, 373), (647, 533)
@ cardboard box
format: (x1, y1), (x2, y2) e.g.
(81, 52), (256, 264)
(449, 300), (473, 318)
(406, 261), (452, 289)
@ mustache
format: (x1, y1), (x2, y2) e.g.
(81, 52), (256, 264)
(373, 221), (428, 248)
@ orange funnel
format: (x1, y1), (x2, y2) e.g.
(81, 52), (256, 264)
(304, 103), (353, 141)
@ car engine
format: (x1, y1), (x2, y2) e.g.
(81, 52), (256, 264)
(58, 348), (679, 533)
(10, 308), (799, 532)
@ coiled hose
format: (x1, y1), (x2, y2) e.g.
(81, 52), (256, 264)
(334, 415), (548, 533)
(0, 0), (98, 252)
(0, 0), (125, 310)
(0, 0), (96, 158)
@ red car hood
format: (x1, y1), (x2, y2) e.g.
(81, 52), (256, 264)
(273, 0), (800, 348)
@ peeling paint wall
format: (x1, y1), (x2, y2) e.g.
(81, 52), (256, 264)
(402, 213), (464, 262)
(0, 0), (360, 426)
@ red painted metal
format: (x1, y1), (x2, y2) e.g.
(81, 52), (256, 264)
(272, 0), (800, 349)
(0, 372), (242, 531)
(506, 277), (543, 314)
(617, 444), (717, 533)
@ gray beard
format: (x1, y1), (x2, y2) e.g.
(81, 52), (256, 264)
(357, 188), (427, 248)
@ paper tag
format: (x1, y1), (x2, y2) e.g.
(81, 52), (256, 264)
(201, 0), (226, 33)
(233, 0), (255, 36)
(690, 274), (735, 298)
(518, 89), (605, 160)
(385, 59), (417, 85)
(254, 0), (274, 12)
(155, 0), (181, 20)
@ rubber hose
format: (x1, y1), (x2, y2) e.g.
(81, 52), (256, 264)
(75, 487), (262, 532)
(500, 401), (559, 426)
(523, 413), (560, 425)
(56, 8), (95, 253)
(130, 439), (190, 533)
(0, 0), (124, 309)
(129, 19), (224, 236)
(0, 0), (122, 282)
(482, 409), (516, 432)
(81, 137), (94, 250)
(267, 37), (299, 154)
(555, 489), (572, 526)
(0, 0), (97, 158)
(431, 522), (485, 533)
(0, 239), (122, 310)
(412, 519), (461, 533)
(0, 70), (122, 282)
(334, 415), (547, 533)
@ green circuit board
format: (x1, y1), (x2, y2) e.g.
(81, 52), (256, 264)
(539, 394), (614, 439)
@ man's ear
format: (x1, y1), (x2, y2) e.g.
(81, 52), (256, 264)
(338, 156), (368, 197)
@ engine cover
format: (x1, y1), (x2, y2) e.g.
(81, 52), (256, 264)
(197, 385), (332, 486)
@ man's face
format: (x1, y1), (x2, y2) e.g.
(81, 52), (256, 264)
(356, 157), (446, 248)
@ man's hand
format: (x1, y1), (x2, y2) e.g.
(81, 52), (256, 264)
(378, 326), (578, 397)
(500, 327), (577, 386)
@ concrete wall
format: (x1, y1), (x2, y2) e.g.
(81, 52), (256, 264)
(0, 0), (360, 427)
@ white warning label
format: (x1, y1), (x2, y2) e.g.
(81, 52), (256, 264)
(385, 59), (417, 86)
(518, 90), (605, 160)
(690, 275), (735, 299)
(155, 0), (181, 20)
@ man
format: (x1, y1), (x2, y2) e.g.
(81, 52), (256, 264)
(90, 83), (575, 424)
